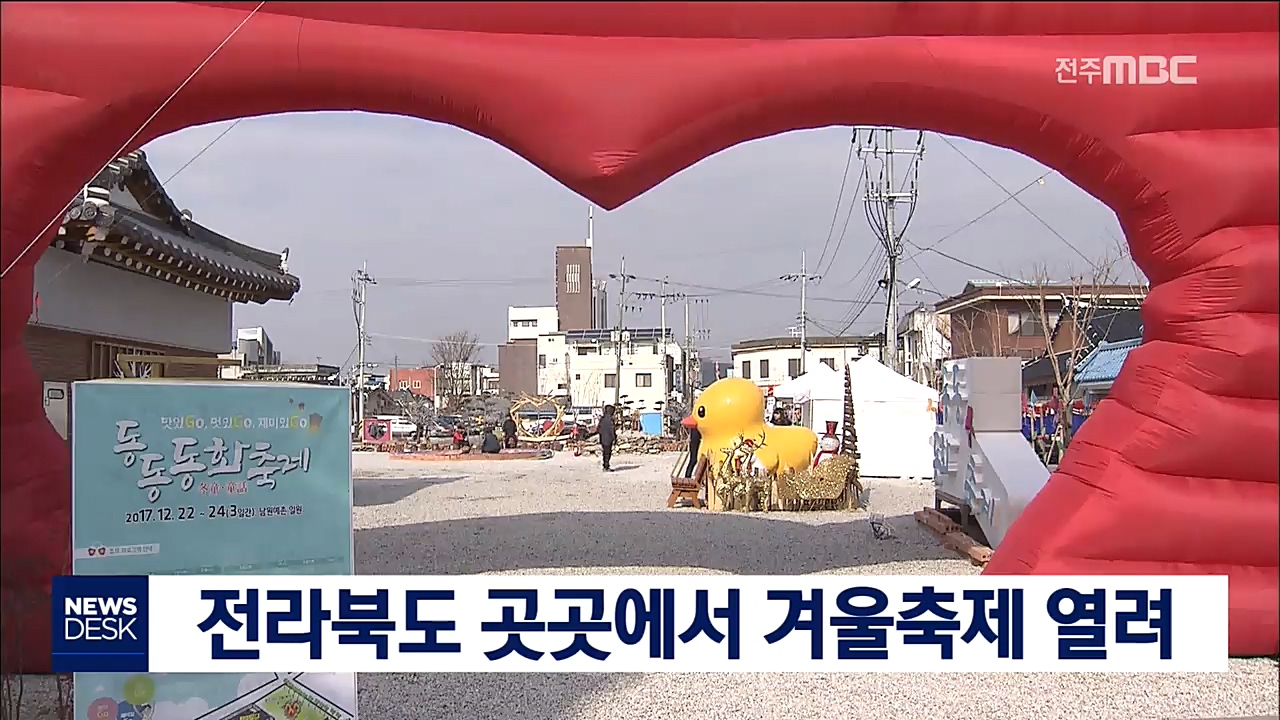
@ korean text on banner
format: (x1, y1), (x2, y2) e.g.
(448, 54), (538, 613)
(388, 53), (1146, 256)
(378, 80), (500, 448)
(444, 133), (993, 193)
(68, 380), (357, 720)
(113, 574), (1231, 673)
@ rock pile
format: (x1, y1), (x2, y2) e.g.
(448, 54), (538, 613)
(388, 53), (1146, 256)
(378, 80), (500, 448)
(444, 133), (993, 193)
(581, 432), (686, 455)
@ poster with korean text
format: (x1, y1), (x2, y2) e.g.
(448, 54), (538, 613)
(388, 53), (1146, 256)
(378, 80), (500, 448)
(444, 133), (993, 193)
(71, 380), (357, 720)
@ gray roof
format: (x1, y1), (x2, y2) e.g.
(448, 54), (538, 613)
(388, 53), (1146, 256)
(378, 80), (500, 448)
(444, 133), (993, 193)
(109, 204), (299, 300)
(68, 150), (300, 302)
(1075, 338), (1142, 385)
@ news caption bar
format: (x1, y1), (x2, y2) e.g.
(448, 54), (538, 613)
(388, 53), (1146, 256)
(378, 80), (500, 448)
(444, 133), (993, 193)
(54, 575), (1228, 673)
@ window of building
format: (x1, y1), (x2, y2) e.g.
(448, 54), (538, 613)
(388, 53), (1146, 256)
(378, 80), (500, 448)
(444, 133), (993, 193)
(399, 380), (409, 390)
(635, 372), (653, 387)
(574, 373), (581, 380)
(788, 358), (802, 378)
(740, 360), (751, 379)
(820, 357), (835, 370)
(577, 346), (598, 355)
(604, 373), (618, 388)
(412, 380), (421, 389)
(759, 359), (770, 378)
(537, 354), (547, 368)
(566, 263), (581, 294)
(510, 319), (537, 328)
(1009, 311), (1045, 337)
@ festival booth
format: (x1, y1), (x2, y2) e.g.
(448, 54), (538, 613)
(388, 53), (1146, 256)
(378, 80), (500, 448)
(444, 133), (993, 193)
(847, 356), (938, 479)
(771, 362), (845, 436)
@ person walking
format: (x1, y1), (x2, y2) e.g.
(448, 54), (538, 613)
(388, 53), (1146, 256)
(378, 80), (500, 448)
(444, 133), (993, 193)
(597, 404), (617, 472)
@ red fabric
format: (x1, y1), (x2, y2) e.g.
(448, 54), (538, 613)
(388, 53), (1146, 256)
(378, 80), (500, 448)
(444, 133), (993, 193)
(2, 2), (1277, 668)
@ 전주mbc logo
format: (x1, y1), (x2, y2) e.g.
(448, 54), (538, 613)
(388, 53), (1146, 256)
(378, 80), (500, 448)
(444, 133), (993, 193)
(52, 575), (151, 673)
(1056, 55), (1197, 85)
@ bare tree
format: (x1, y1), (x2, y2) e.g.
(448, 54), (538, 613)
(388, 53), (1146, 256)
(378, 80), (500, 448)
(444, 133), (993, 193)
(1023, 254), (1146, 450)
(431, 330), (481, 409)
(948, 307), (1019, 359)
(391, 389), (436, 441)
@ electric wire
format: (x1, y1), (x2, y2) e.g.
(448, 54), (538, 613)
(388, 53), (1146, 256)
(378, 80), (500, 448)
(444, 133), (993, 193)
(903, 170), (1056, 263)
(814, 129), (857, 273)
(932, 134), (1096, 269)
(817, 154), (868, 280)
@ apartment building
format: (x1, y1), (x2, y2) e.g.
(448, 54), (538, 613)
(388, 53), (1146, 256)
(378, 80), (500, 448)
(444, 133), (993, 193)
(729, 335), (884, 393)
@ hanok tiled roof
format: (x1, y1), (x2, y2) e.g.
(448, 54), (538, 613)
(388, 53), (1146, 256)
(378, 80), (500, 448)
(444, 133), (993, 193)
(1048, 301), (1142, 343)
(1075, 337), (1142, 385)
(1082, 305), (1143, 344)
(56, 150), (300, 304)
(1021, 352), (1073, 386)
(110, 205), (300, 301)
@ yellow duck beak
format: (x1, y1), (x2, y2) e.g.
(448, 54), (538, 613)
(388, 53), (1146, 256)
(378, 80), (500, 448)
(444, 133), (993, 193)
(681, 415), (698, 429)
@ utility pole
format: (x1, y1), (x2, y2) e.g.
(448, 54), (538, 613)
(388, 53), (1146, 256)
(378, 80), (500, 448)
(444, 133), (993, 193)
(857, 127), (923, 373)
(608, 257), (637, 407)
(635, 277), (685, 403)
(683, 298), (692, 401)
(682, 296), (710, 397)
(780, 251), (822, 374)
(352, 262), (376, 430)
(659, 276), (668, 346)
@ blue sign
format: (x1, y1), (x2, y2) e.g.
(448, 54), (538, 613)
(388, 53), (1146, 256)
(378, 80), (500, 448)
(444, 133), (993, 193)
(70, 380), (356, 719)
(51, 575), (149, 673)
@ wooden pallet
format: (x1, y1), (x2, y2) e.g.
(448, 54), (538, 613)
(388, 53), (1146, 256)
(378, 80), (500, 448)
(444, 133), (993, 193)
(913, 507), (993, 566)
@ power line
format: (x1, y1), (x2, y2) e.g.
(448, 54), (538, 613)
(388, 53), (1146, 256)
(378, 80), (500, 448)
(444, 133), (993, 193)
(818, 153), (869, 281)
(814, 129), (858, 273)
(932, 134), (1097, 269)
(908, 243), (1025, 285)
(903, 170), (1055, 263)
(631, 274), (891, 307)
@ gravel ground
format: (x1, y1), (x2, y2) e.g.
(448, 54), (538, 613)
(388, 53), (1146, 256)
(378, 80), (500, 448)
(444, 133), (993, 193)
(17, 451), (1278, 720)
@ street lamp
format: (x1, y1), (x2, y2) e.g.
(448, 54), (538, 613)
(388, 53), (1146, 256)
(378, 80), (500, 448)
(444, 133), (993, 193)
(882, 276), (946, 299)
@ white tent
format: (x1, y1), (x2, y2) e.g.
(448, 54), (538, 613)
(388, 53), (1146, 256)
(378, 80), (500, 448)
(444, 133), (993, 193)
(847, 356), (939, 479)
(773, 363), (844, 439)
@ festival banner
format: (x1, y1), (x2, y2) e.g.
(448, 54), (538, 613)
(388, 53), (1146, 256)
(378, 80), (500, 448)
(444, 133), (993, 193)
(71, 379), (357, 720)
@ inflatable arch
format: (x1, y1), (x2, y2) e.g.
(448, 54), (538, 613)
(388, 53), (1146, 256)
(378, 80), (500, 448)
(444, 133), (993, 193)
(1, 3), (1276, 668)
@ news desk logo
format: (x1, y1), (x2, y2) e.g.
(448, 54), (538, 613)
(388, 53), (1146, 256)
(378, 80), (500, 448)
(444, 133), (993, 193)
(1056, 56), (1198, 85)
(52, 576), (150, 673)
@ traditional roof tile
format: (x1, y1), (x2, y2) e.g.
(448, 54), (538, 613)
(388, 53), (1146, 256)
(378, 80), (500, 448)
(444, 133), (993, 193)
(1075, 337), (1142, 385)
(61, 150), (300, 303)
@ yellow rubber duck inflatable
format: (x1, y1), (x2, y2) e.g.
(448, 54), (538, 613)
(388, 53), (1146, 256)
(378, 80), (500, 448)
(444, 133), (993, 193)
(682, 377), (819, 476)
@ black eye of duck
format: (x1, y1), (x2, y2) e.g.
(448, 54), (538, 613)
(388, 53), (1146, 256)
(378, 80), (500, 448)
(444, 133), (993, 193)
(697, 406), (706, 418)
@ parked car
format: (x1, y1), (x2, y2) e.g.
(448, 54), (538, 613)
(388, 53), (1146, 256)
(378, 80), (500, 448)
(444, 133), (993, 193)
(373, 415), (417, 438)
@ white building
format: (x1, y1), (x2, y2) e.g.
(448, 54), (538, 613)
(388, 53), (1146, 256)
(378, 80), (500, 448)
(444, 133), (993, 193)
(729, 335), (885, 394)
(536, 328), (683, 412)
(507, 305), (559, 342)
(897, 305), (951, 389)
(477, 365), (500, 395)
(218, 326), (282, 379)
